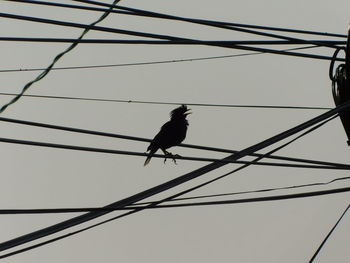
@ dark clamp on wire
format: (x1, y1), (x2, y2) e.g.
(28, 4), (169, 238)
(330, 48), (350, 145)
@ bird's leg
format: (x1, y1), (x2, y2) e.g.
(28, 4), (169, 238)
(161, 149), (178, 164)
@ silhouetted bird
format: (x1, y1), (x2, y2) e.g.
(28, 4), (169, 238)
(144, 105), (191, 166)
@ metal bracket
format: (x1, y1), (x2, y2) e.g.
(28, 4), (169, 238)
(332, 24), (350, 145)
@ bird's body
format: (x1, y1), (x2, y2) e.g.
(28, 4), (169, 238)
(144, 105), (191, 166)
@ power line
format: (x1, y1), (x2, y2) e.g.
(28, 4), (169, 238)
(0, 92), (332, 110)
(135, 114), (340, 217)
(158, 176), (350, 204)
(309, 204), (350, 263)
(0, 136), (347, 170)
(1, 186), (349, 260)
(1, 176), (349, 215)
(131, 187), (350, 209)
(7, 0), (347, 39)
(1, 100), (349, 253)
(0, 115), (348, 169)
(0, 46), (327, 73)
(0, 12), (344, 62)
(72, 0), (344, 49)
(0, 37), (345, 46)
(0, 0), (121, 114)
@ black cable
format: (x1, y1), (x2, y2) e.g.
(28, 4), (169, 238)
(1, 176), (349, 215)
(1, 186), (349, 260)
(309, 204), (350, 262)
(132, 187), (350, 209)
(160, 176), (350, 204)
(0, 92), (332, 110)
(72, 0), (344, 49)
(0, 116), (348, 170)
(134, 114), (340, 216)
(329, 48), (344, 81)
(0, 46), (327, 73)
(6, 0), (346, 39)
(0, 37), (345, 46)
(0, 12), (344, 62)
(0, 136), (347, 170)
(0, 0), (121, 114)
(0, 100), (349, 253)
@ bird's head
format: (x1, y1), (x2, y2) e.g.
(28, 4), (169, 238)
(170, 104), (191, 120)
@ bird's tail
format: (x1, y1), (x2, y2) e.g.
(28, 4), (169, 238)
(144, 150), (155, 166)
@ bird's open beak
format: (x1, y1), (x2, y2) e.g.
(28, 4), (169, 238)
(185, 109), (192, 115)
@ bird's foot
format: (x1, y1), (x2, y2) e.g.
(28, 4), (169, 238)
(163, 152), (180, 165)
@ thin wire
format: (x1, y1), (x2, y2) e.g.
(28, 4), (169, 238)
(0, 12), (344, 62)
(131, 187), (350, 209)
(0, 116), (348, 169)
(0, 136), (347, 170)
(1, 187), (349, 260)
(309, 204), (350, 262)
(0, 92), (332, 110)
(73, 0), (343, 49)
(1, 176), (349, 214)
(0, 0), (121, 114)
(136, 114), (340, 215)
(0, 46), (325, 73)
(144, 176), (350, 204)
(6, 0), (347, 38)
(0, 37), (345, 46)
(1, 101), (349, 254)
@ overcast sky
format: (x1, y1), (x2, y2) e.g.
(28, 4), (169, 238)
(0, 0), (349, 262)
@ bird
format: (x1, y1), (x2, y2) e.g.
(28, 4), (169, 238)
(144, 105), (191, 166)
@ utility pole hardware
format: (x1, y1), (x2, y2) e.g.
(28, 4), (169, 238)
(332, 24), (350, 145)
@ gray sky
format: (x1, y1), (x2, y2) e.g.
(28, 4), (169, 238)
(0, 0), (349, 262)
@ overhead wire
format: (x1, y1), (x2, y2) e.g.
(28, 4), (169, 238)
(0, 38), (345, 46)
(6, 0), (347, 38)
(129, 113), (341, 215)
(0, 0), (121, 114)
(1, 100), (349, 253)
(0, 8), (344, 113)
(0, 92), (332, 110)
(129, 187), (350, 209)
(2, 0), (349, 258)
(0, 0), (345, 114)
(0, 46), (328, 73)
(0, 116), (347, 169)
(0, 12), (345, 62)
(1, 176), (349, 215)
(1, 186), (349, 260)
(72, 0), (344, 49)
(0, 136), (347, 170)
(155, 176), (350, 204)
(309, 204), (350, 263)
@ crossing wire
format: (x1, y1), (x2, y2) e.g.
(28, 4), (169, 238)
(0, 136), (348, 170)
(6, 0), (347, 38)
(0, 46), (329, 73)
(0, 92), (332, 110)
(72, 0), (344, 49)
(0, 13), (345, 62)
(0, 0), (121, 114)
(1, 176), (349, 214)
(1, 187), (349, 260)
(0, 38), (345, 46)
(0, 2), (345, 113)
(0, 116), (348, 169)
(309, 204), (350, 263)
(0, 100), (349, 253)
(2, 0), (349, 259)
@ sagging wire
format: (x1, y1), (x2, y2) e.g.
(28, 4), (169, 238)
(1, 101), (347, 258)
(309, 204), (350, 263)
(1, 176), (349, 215)
(0, 0), (121, 114)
